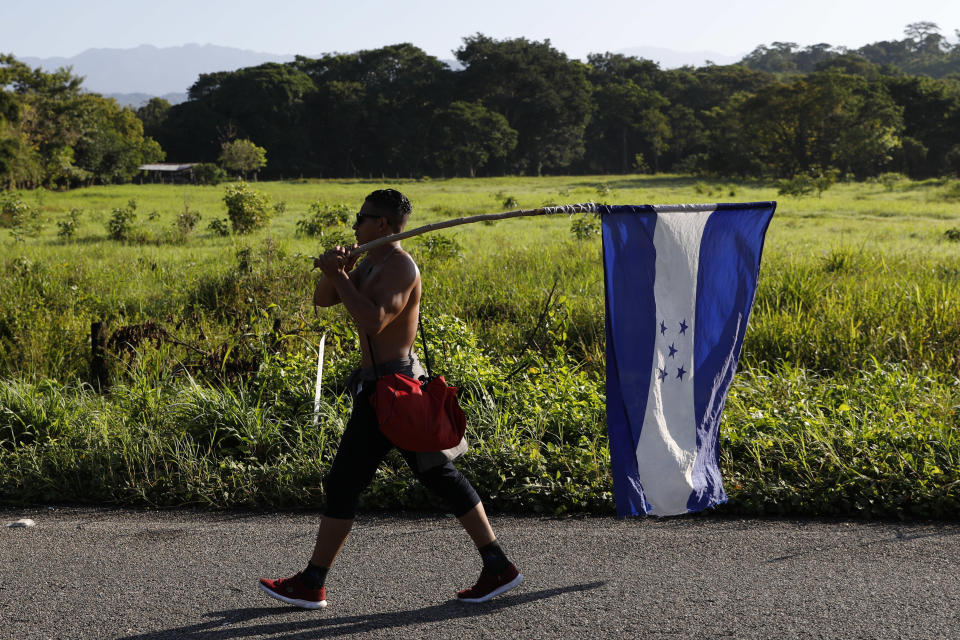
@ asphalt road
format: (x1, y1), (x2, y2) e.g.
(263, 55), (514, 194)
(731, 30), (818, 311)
(2, 507), (958, 639)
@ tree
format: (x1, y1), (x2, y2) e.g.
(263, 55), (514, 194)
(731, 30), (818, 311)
(74, 95), (165, 184)
(456, 35), (593, 175)
(904, 22), (945, 53)
(814, 53), (885, 79)
(740, 42), (800, 73)
(295, 44), (452, 177)
(219, 138), (267, 179)
(653, 64), (774, 172)
(3, 56), (87, 187)
(704, 72), (903, 179)
(135, 97), (171, 140)
(585, 75), (671, 173)
(883, 75), (960, 177)
(432, 101), (517, 177)
(223, 182), (271, 234)
(0, 54), (165, 188)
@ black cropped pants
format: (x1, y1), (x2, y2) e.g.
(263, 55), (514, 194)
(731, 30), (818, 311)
(322, 387), (480, 519)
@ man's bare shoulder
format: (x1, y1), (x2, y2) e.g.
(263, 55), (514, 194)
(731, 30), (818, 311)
(364, 248), (418, 295)
(386, 248), (420, 282)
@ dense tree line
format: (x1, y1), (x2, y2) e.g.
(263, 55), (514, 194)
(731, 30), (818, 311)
(149, 29), (960, 181)
(742, 22), (960, 78)
(0, 55), (163, 189)
(3, 24), (960, 188)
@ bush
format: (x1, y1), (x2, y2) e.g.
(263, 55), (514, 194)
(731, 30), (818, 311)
(878, 172), (906, 191)
(56, 208), (82, 240)
(694, 181), (713, 195)
(174, 206), (201, 235)
(944, 228), (960, 242)
(417, 234), (462, 261)
(570, 215), (600, 241)
(207, 218), (231, 237)
(777, 175), (815, 197)
(192, 163), (226, 186)
(940, 180), (960, 201)
(316, 228), (354, 252)
(223, 183), (271, 234)
(295, 202), (350, 237)
(106, 200), (138, 241)
(1, 194), (43, 240)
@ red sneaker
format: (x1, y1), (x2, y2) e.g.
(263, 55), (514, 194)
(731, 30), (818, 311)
(258, 573), (327, 609)
(456, 563), (523, 603)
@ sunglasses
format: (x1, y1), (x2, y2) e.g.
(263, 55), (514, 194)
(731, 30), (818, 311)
(354, 212), (382, 226)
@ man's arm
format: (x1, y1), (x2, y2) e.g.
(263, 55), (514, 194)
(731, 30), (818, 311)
(313, 248), (361, 308)
(326, 253), (418, 335)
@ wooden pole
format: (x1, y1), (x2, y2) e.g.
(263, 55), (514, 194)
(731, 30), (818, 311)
(306, 202), (598, 261)
(90, 319), (108, 391)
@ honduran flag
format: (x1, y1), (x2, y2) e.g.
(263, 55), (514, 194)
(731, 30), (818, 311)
(601, 202), (775, 517)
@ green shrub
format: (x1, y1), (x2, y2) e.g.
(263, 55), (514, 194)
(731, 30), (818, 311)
(570, 215), (600, 241)
(174, 206), (201, 235)
(192, 163), (226, 185)
(106, 201), (138, 241)
(316, 228), (354, 251)
(1, 194), (43, 240)
(207, 218), (231, 237)
(295, 202), (350, 237)
(878, 172), (906, 191)
(778, 175), (815, 197)
(417, 234), (462, 261)
(778, 171), (837, 198)
(56, 208), (82, 240)
(944, 228), (960, 242)
(223, 183), (271, 234)
(941, 180), (960, 201)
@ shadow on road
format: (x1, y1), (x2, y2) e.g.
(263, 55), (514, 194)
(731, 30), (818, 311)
(767, 526), (960, 563)
(118, 581), (605, 639)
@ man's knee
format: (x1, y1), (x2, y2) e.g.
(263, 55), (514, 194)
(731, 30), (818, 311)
(416, 462), (481, 517)
(323, 469), (361, 519)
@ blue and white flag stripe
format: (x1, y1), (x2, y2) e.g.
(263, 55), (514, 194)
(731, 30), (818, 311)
(601, 202), (775, 517)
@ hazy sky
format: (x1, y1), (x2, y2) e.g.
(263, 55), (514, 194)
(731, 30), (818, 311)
(2, 0), (957, 60)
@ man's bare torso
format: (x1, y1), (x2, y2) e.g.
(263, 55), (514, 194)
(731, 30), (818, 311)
(352, 249), (421, 368)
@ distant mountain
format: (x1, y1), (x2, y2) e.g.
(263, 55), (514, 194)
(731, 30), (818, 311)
(20, 44), (296, 96)
(613, 46), (742, 68)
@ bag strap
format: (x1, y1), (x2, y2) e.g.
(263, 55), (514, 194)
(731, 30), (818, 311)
(417, 305), (434, 379)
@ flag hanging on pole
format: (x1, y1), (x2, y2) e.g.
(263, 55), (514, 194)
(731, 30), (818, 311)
(601, 202), (775, 517)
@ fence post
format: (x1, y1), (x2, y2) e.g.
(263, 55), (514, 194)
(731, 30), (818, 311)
(91, 319), (108, 391)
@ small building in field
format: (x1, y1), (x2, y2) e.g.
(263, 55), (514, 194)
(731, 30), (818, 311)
(138, 163), (200, 184)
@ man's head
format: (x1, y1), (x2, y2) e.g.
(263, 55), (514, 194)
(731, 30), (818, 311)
(359, 189), (412, 234)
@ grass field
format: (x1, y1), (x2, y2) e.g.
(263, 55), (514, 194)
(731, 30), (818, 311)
(1, 174), (958, 517)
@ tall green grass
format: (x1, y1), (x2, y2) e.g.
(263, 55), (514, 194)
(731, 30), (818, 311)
(1, 175), (958, 517)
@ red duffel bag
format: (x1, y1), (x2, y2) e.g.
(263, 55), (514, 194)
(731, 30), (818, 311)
(370, 373), (466, 452)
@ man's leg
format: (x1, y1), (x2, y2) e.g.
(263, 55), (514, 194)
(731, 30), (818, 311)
(406, 456), (523, 603)
(310, 515), (354, 567)
(260, 389), (393, 608)
(456, 502), (495, 547)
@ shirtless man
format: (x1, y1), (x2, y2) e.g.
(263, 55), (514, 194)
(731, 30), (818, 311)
(258, 189), (522, 609)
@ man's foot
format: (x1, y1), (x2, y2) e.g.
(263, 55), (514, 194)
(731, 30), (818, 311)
(456, 563), (523, 603)
(259, 573), (327, 609)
